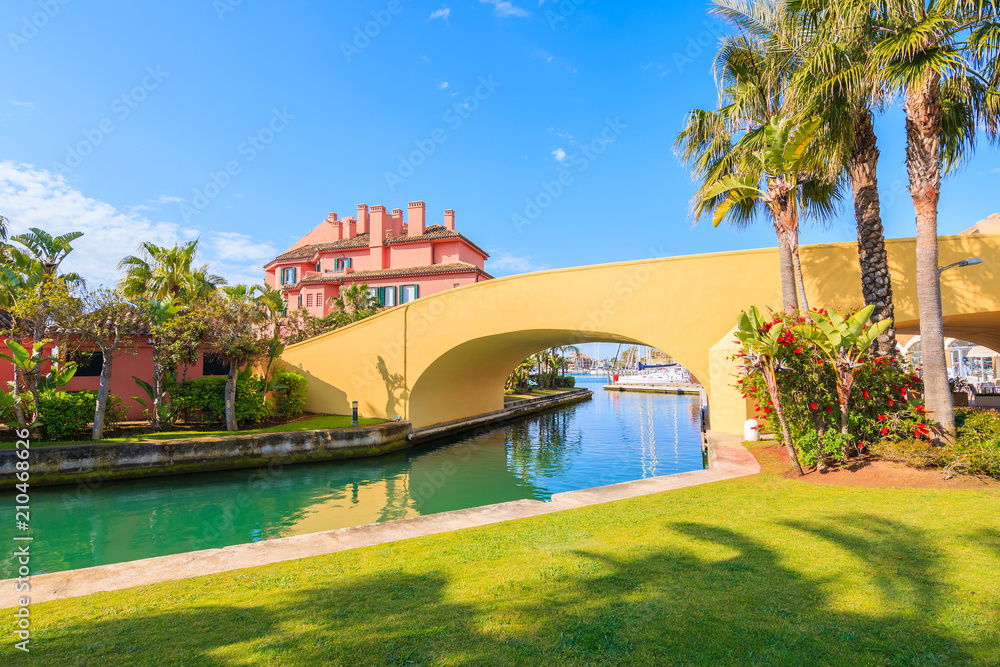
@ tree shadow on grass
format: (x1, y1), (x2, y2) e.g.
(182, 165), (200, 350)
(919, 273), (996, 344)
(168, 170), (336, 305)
(974, 527), (1000, 560)
(21, 521), (997, 666)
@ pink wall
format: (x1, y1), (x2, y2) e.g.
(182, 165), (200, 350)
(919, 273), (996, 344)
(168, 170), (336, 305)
(0, 338), (228, 422)
(389, 243), (433, 267)
(433, 240), (486, 268)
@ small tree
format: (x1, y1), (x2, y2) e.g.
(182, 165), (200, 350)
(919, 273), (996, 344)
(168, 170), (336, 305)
(794, 305), (892, 454)
(735, 306), (805, 476)
(205, 288), (271, 431)
(331, 282), (383, 327)
(52, 286), (141, 439)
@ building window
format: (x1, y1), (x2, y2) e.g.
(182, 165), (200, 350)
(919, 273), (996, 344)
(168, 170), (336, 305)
(72, 351), (103, 377)
(297, 294), (303, 308)
(306, 293), (314, 308)
(334, 258), (352, 272)
(280, 267), (297, 285)
(315, 261), (321, 273)
(381, 286), (397, 307)
(401, 284), (419, 303)
(203, 353), (230, 376)
(454, 283), (460, 289)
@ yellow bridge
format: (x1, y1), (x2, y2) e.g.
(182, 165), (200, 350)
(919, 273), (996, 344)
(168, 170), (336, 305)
(279, 234), (1000, 435)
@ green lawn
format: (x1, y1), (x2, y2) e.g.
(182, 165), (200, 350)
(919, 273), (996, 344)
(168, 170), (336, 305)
(14, 442), (1000, 666)
(51, 415), (386, 446)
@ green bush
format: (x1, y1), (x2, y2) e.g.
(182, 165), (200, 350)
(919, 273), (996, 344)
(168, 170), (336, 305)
(270, 370), (309, 419)
(954, 408), (1000, 477)
(37, 391), (127, 440)
(170, 374), (270, 425)
(552, 376), (576, 388)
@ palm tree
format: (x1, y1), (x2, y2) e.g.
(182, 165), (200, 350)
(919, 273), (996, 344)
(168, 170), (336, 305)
(118, 240), (225, 302)
(676, 0), (840, 312)
(331, 282), (383, 327)
(9, 228), (84, 284)
(788, 0), (899, 355)
(847, 0), (999, 442)
(697, 115), (842, 313)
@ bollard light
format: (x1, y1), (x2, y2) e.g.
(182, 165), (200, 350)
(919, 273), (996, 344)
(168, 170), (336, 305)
(351, 401), (359, 426)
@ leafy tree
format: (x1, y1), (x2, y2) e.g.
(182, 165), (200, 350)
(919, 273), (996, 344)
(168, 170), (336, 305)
(735, 306), (805, 475)
(50, 286), (142, 439)
(203, 288), (271, 431)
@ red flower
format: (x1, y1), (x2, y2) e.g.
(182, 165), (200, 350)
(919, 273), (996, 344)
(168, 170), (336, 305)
(915, 405), (925, 412)
(810, 402), (818, 410)
(862, 390), (870, 399)
(815, 358), (824, 365)
(794, 348), (803, 353)
(880, 427), (889, 436)
(877, 415), (887, 421)
(888, 399), (895, 406)
(825, 405), (833, 414)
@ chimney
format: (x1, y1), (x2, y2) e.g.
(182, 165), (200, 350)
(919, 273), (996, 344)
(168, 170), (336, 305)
(356, 204), (370, 234)
(443, 209), (455, 231)
(370, 205), (388, 247)
(391, 208), (404, 237)
(408, 201), (426, 236)
(344, 216), (357, 239)
(327, 212), (342, 241)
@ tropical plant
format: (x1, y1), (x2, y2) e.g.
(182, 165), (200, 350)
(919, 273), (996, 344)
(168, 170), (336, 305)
(118, 240), (225, 303)
(331, 282), (383, 327)
(9, 228), (84, 284)
(794, 305), (893, 458)
(675, 0), (841, 313)
(0, 338), (77, 429)
(734, 306), (805, 475)
(699, 115), (836, 312)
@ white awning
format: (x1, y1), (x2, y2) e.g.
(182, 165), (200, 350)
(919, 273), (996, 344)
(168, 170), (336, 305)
(966, 345), (999, 358)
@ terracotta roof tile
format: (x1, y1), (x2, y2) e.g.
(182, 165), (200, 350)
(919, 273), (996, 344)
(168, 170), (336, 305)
(267, 225), (489, 266)
(297, 262), (493, 285)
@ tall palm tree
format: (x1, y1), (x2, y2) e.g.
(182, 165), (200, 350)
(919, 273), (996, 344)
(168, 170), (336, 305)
(676, 0), (840, 312)
(118, 240), (225, 302)
(853, 0), (999, 442)
(789, 0), (899, 355)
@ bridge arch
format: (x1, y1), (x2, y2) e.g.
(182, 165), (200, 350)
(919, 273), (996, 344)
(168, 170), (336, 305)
(278, 234), (1000, 434)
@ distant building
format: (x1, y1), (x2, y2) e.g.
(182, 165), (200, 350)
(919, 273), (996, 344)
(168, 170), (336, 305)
(960, 213), (1000, 234)
(264, 202), (492, 318)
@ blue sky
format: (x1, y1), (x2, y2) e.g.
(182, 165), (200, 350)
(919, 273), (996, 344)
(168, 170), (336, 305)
(1, 0), (997, 315)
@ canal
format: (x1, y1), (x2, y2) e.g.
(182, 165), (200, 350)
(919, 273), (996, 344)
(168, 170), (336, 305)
(3, 376), (705, 575)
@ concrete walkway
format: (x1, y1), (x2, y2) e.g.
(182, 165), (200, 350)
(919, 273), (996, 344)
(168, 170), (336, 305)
(0, 432), (758, 608)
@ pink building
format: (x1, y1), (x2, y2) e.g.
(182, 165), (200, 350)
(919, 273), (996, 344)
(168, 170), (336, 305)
(264, 202), (492, 317)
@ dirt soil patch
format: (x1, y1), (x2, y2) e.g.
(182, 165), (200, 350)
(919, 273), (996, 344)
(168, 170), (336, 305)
(751, 441), (1000, 490)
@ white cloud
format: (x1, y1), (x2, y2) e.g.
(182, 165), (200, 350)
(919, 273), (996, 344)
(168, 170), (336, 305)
(531, 47), (577, 73)
(552, 148), (567, 162)
(148, 194), (185, 204)
(480, 0), (530, 18)
(487, 252), (551, 275)
(10, 101), (34, 109)
(428, 6), (451, 21)
(0, 161), (275, 287)
(438, 81), (450, 90)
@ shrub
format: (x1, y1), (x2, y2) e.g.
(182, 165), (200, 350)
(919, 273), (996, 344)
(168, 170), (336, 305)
(37, 391), (127, 440)
(552, 376), (576, 388)
(869, 410), (1000, 479)
(169, 374), (270, 426)
(270, 370), (309, 419)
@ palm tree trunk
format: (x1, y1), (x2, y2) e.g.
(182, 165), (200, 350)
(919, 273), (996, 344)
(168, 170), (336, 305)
(774, 219), (799, 313)
(850, 110), (896, 357)
(905, 76), (955, 444)
(765, 369), (804, 476)
(790, 242), (810, 314)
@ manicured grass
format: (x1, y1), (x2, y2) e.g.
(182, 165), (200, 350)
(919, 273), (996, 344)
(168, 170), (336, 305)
(50, 415), (386, 446)
(504, 387), (577, 402)
(14, 442), (1000, 665)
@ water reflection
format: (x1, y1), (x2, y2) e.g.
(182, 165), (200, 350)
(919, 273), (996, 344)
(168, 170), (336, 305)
(3, 376), (704, 574)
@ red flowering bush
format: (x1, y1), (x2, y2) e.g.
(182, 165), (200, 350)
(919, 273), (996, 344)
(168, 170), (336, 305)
(737, 307), (930, 466)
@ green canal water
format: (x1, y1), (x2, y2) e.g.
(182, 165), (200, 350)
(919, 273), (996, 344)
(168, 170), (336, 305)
(2, 376), (705, 575)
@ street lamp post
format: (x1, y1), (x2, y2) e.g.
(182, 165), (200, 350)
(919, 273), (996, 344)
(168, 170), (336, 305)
(939, 257), (983, 275)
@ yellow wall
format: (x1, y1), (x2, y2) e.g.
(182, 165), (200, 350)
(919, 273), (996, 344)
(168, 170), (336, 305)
(279, 233), (1000, 434)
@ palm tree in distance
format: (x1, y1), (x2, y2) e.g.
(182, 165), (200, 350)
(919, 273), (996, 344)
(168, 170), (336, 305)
(331, 282), (383, 328)
(118, 240), (225, 302)
(10, 228), (84, 284)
